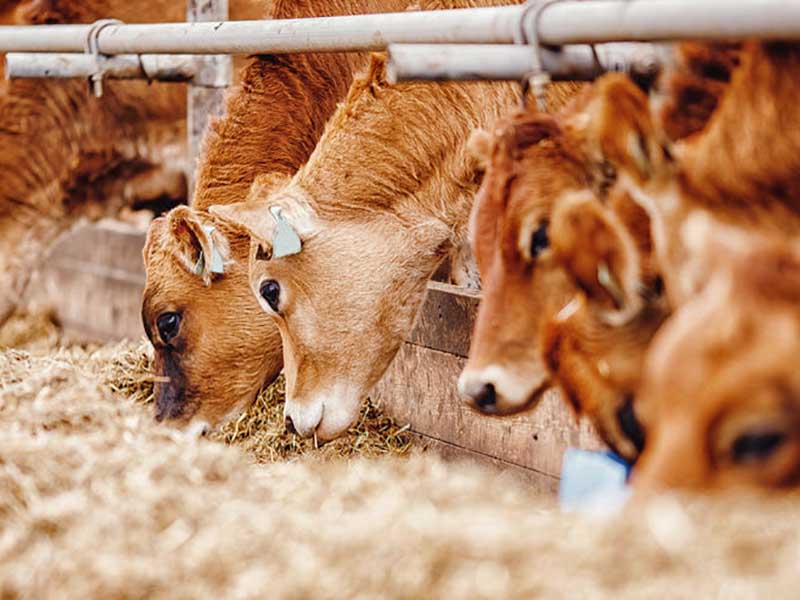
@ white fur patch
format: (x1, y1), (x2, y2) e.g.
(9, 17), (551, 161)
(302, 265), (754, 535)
(284, 384), (363, 442)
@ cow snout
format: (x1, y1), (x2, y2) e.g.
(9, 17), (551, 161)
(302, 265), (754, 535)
(284, 415), (298, 435)
(463, 382), (498, 414)
(458, 365), (548, 416)
(284, 386), (363, 442)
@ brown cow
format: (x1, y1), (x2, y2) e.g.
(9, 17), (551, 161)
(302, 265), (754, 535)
(0, 0), (191, 325)
(211, 0), (521, 441)
(141, 0), (410, 432)
(457, 79), (663, 461)
(633, 218), (800, 490)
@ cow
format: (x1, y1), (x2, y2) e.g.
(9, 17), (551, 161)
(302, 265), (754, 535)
(633, 217), (800, 490)
(141, 0), (411, 433)
(0, 0), (275, 327)
(584, 43), (800, 488)
(455, 78), (663, 461)
(209, 0), (526, 441)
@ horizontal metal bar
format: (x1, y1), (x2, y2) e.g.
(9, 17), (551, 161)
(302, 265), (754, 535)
(5, 53), (201, 81)
(0, 0), (798, 57)
(386, 43), (665, 83)
(0, 7), (522, 54)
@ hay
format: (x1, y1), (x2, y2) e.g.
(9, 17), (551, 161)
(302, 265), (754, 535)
(1, 354), (800, 599)
(0, 335), (412, 462)
(0, 309), (61, 351)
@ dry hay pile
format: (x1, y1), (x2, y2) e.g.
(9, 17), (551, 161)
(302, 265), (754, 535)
(2, 350), (800, 598)
(0, 305), (411, 461)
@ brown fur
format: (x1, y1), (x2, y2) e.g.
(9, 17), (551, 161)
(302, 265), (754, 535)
(459, 79), (663, 461)
(212, 0), (521, 441)
(0, 0), (190, 324)
(142, 0), (409, 431)
(634, 222), (800, 490)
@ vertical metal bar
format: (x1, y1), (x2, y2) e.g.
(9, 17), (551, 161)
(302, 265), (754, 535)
(186, 0), (232, 198)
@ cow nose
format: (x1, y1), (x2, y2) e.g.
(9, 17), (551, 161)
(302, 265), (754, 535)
(470, 383), (498, 414)
(284, 415), (297, 435)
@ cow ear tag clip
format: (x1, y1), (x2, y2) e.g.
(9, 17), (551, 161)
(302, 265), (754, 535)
(270, 206), (302, 258)
(194, 225), (226, 276)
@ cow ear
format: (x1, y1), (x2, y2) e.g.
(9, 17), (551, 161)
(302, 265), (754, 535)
(165, 206), (229, 284)
(550, 191), (644, 325)
(467, 128), (493, 170)
(575, 73), (666, 184)
(209, 200), (276, 249)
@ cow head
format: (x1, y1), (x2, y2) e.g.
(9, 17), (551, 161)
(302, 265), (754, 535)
(458, 76), (670, 461)
(141, 205), (283, 434)
(211, 171), (450, 440)
(457, 110), (582, 416)
(634, 217), (800, 490)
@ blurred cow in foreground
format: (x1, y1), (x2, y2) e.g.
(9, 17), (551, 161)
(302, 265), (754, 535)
(141, 0), (410, 433)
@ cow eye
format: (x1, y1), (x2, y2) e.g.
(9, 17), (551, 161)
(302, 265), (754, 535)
(260, 279), (281, 313)
(731, 430), (786, 465)
(530, 221), (549, 259)
(156, 312), (181, 343)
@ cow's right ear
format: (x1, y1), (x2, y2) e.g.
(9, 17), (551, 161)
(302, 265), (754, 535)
(573, 73), (667, 184)
(550, 191), (644, 325)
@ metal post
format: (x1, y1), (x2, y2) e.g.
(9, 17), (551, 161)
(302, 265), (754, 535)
(0, 1), (798, 56)
(186, 0), (232, 198)
(386, 43), (665, 83)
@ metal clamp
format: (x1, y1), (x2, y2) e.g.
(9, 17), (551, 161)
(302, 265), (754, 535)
(516, 0), (560, 111)
(83, 18), (123, 97)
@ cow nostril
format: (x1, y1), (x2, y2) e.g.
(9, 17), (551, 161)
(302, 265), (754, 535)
(473, 383), (497, 413)
(284, 415), (297, 435)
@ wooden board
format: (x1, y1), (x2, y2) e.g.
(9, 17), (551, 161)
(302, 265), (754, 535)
(372, 343), (602, 483)
(23, 221), (147, 342)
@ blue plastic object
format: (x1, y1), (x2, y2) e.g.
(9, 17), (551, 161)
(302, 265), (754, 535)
(559, 448), (632, 515)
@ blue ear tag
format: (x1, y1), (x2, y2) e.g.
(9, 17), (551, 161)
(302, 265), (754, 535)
(270, 206), (302, 259)
(559, 448), (632, 516)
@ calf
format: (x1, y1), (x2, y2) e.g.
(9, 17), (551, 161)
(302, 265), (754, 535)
(633, 219), (800, 490)
(211, 0), (521, 441)
(141, 0), (408, 432)
(458, 78), (664, 461)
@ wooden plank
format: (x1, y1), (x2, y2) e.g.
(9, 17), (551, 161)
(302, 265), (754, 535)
(23, 222), (146, 342)
(410, 281), (479, 357)
(372, 342), (603, 482)
(413, 433), (559, 495)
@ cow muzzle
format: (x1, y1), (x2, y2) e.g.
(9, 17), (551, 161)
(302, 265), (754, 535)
(458, 364), (549, 416)
(283, 385), (363, 441)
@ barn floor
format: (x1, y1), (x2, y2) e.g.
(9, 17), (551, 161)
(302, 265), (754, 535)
(1, 313), (799, 599)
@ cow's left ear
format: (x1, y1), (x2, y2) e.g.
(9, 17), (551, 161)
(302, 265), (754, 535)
(550, 191), (644, 325)
(166, 206), (230, 284)
(573, 73), (668, 184)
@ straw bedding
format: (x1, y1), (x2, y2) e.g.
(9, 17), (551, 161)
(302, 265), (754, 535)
(2, 318), (800, 598)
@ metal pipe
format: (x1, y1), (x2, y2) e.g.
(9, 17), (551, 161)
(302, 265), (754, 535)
(5, 53), (201, 81)
(0, 7), (522, 54)
(386, 43), (665, 83)
(0, 0), (798, 56)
